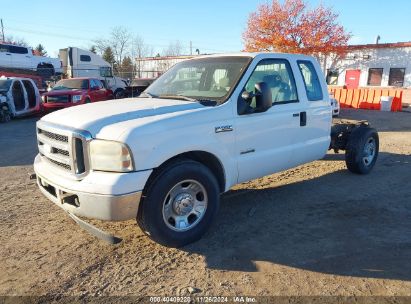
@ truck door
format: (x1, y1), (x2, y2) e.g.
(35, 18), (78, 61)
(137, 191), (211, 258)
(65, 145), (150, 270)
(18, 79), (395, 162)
(289, 60), (331, 166)
(92, 79), (106, 101)
(235, 58), (302, 183)
(0, 44), (12, 67)
(88, 79), (99, 101)
(10, 45), (30, 70)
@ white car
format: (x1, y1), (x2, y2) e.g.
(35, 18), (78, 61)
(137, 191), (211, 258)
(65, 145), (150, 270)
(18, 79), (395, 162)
(0, 76), (41, 121)
(331, 97), (340, 117)
(34, 53), (379, 247)
(0, 43), (62, 77)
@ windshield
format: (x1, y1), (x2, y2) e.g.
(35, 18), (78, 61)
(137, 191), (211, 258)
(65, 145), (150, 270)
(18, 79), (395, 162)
(52, 79), (89, 90)
(0, 79), (11, 91)
(145, 56), (252, 104)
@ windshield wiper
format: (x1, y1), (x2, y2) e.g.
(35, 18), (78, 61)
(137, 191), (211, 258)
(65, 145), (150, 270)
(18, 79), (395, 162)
(158, 94), (196, 102)
(195, 99), (219, 106)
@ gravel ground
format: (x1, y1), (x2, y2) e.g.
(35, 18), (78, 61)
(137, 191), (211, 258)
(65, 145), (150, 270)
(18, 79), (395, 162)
(0, 109), (410, 301)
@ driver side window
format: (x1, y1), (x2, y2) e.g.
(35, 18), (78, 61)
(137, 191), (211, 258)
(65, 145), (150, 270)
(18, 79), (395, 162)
(244, 59), (298, 108)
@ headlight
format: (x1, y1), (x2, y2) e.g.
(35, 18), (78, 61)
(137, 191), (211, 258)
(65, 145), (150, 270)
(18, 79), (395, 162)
(72, 95), (83, 103)
(89, 140), (134, 172)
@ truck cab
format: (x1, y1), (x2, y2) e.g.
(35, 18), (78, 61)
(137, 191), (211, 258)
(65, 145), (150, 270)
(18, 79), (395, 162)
(34, 53), (379, 247)
(0, 43), (62, 78)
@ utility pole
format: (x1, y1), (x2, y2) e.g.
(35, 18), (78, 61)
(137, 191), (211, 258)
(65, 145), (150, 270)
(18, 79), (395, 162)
(190, 41), (192, 55)
(0, 19), (5, 42)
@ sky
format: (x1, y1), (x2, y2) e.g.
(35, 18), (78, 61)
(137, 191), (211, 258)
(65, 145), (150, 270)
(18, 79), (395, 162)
(1, 0), (411, 58)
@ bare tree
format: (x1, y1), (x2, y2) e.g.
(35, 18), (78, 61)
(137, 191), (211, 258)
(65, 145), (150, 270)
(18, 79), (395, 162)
(5, 35), (28, 47)
(110, 26), (132, 67)
(93, 38), (110, 55)
(131, 35), (153, 78)
(163, 40), (184, 56)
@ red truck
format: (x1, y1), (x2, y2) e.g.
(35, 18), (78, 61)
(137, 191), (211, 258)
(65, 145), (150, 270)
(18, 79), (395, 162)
(41, 77), (114, 112)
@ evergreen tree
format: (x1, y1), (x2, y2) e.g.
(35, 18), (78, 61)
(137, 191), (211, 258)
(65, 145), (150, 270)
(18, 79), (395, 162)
(34, 44), (47, 56)
(102, 47), (115, 65)
(120, 56), (133, 78)
(89, 45), (97, 54)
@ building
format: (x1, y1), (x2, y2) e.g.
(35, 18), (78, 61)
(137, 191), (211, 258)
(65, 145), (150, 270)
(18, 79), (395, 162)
(323, 42), (411, 89)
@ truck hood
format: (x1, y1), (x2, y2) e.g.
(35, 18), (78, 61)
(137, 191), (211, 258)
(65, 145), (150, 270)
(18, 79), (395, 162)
(41, 97), (205, 138)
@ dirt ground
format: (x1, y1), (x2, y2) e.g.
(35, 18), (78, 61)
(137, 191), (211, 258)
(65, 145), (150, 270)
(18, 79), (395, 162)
(0, 109), (411, 301)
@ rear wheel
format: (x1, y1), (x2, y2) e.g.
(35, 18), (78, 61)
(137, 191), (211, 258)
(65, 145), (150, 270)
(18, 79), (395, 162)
(37, 64), (55, 79)
(345, 127), (379, 174)
(137, 159), (220, 247)
(114, 89), (125, 99)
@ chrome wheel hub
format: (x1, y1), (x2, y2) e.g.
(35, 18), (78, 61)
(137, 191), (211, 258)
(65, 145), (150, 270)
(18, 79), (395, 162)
(363, 137), (376, 166)
(162, 180), (208, 232)
(173, 193), (195, 216)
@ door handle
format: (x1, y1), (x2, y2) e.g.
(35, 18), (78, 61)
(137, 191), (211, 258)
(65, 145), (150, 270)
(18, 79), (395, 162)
(300, 111), (307, 127)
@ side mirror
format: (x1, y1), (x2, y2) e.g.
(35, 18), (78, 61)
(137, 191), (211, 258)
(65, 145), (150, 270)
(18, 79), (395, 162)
(254, 82), (272, 112)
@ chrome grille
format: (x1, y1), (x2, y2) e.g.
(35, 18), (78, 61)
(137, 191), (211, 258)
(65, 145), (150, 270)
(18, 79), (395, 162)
(46, 95), (70, 103)
(47, 157), (71, 171)
(38, 129), (68, 142)
(36, 121), (91, 179)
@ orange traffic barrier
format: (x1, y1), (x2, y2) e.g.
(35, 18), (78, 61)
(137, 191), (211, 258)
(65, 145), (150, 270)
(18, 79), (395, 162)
(329, 87), (403, 112)
(345, 89), (354, 107)
(341, 90), (349, 108)
(352, 89), (360, 108)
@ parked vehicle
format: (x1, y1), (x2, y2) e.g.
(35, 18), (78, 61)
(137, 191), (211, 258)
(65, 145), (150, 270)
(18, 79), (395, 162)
(59, 47), (128, 98)
(0, 76), (41, 122)
(0, 71), (47, 92)
(34, 53), (379, 247)
(41, 77), (113, 112)
(123, 78), (156, 98)
(0, 43), (62, 78)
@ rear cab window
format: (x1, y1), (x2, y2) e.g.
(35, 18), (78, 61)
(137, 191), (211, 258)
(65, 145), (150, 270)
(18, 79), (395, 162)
(10, 46), (28, 54)
(0, 44), (10, 53)
(297, 60), (323, 101)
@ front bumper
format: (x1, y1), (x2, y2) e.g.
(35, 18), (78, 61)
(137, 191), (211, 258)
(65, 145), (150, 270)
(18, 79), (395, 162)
(34, 155), (152, 221)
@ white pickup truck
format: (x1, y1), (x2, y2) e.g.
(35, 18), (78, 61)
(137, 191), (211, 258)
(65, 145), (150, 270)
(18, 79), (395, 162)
(0, 43), (62, 77)
(34, 53), (379, 247)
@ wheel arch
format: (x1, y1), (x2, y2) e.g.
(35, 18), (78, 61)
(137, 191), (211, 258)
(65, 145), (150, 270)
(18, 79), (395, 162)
(145, 150), (226, 194)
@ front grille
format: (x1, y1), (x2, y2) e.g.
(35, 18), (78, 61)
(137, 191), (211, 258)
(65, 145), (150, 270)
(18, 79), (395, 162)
(47, 157), (71, 171)
(54, 148), (69, 157)
(38, 129), (68, 142)
(46, 95), (70, 103)
(37, 122), (90, 178)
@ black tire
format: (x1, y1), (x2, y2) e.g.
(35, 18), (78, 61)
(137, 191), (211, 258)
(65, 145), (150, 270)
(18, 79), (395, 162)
(114, 89), (125, 99)
(345, 126), (379, 174)
(37, 64), (55, 79)
(84, 98), (91, 104)
(137, 159), (220, 247)
(0, 106), (11, 123)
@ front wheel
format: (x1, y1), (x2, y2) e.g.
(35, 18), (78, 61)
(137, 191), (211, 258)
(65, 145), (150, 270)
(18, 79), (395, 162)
(0, 106), (11, 123)
(137, 160), (220, 247)
(345, 127), (379, 174)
